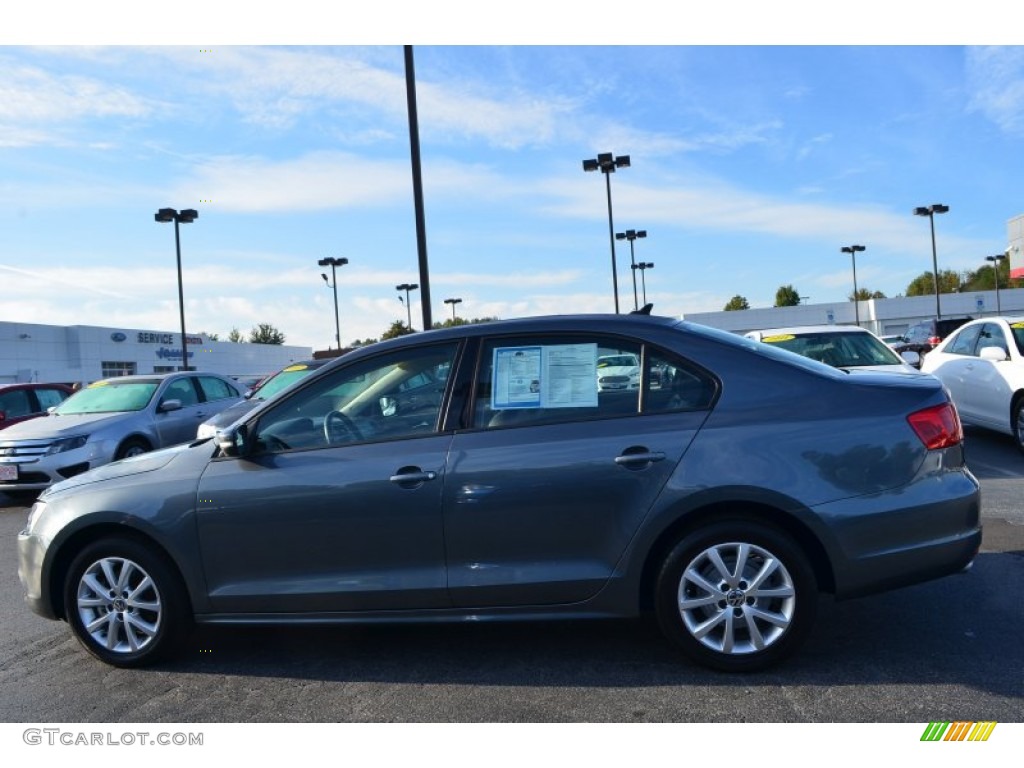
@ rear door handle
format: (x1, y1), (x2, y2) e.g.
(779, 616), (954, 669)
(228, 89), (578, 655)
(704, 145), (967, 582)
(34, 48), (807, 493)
(615, 450), (666, 467)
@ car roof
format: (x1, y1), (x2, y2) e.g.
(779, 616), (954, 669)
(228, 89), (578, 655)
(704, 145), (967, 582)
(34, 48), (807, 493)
(0, 382), (73, 391)
(747, 325), (877, 336)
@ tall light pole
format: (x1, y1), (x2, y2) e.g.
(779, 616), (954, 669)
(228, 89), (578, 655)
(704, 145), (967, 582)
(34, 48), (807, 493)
(632, 261), (654, 306)
(841, 245), (866, 326)
(396, 283), (419, 331)
(913, 204), (950, 319)
(616, 228), (647, 311)
(154, 207), (198, 371)
(318, 257), (348, 349)
(986, 253), (1006, 314)
(444, 297), (462, 322)
(583, 152), (630, 314)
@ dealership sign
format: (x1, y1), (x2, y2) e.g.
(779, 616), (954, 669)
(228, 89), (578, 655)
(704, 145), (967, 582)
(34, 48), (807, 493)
(137, 332), (204, 346)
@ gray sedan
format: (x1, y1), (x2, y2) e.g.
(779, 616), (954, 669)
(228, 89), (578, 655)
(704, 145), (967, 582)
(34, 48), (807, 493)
(17, 315), (980, 672)
(0, 372), (242, 492)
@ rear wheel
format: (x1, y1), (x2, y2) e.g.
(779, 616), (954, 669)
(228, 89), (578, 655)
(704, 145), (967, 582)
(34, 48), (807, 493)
(63, 537), (189, 667)
(655, 520), (817, 672)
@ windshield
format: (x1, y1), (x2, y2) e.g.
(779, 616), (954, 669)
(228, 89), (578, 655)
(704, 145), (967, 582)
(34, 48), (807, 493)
(759, 331), (904, 368)
(598, 355), (639, 368)
(55, 380), (159, 414)
(253, 364), (320, 400)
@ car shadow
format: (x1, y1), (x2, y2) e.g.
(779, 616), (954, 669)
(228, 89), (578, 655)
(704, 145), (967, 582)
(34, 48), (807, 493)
(157, 551), (1021, 705)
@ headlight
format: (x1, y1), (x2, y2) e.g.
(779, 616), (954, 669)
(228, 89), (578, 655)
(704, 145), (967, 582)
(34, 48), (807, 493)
(44, 435), (88, 455)
(27, 500), (46, 531)
(196, 423), (217, 440)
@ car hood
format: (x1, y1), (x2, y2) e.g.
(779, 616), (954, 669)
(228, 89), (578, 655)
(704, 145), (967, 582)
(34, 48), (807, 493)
(41, 440), (205, 499)
(201, 399), (260, 430)
(0, 412), (136, 441)
(598, 366), (639, 376)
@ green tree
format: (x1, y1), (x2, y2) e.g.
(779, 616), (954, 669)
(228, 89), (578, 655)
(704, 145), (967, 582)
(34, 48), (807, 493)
(381, 320), (414, 340)
(905, 269), (964, 297)
(961, 257), (1024, 292)
(724, 295), (750, 311)
(774, 285), (801, 307)
(430, 316), (499, 330)
(248, 323), (286, 344)
(850, 288), (886, 301)
(199, 331), (219, 341)
(227, 327), (246, 343)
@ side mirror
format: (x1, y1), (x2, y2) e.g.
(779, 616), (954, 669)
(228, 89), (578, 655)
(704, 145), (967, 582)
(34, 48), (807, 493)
(215, 423), (252, 458)
(158, 398), (183, 413)
(979, 346), (1008, 362)
(900, 350), (921, 367)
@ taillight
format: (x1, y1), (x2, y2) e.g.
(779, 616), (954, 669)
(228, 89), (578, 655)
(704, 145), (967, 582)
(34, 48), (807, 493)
(907, 401), (963, 450)
(928, 335), (942, 347)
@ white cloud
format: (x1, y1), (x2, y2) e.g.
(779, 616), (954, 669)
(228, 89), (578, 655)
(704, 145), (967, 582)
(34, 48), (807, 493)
(966, 46), (1024, 135)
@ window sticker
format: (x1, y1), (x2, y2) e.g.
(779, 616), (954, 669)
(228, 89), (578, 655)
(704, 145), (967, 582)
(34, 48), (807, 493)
(491, 344), (598, 409)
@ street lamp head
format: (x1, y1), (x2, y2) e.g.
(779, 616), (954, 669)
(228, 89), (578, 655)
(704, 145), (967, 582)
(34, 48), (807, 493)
(583, 153), (630, 174)
(178, 209), (198, 224)
(615, 232), (626, 241)
(636, 230), (646, 239)
(913, 206), (931, 217)
(154, 208), (176, 223)
(914, 204), (949, 217)
(154, 208), (198, 224)
(986, 254), (1006, 264)
(931, 204), (949, 215)
(841, 245), (866, 255)
(582, 158), (599, 172)
(321, 273), (329, 283)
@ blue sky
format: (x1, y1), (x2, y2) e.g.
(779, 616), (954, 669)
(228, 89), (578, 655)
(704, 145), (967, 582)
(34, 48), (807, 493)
(2, 14), (1022, 349)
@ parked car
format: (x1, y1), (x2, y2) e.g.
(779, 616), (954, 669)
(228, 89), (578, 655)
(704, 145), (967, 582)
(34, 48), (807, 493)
(596, 352), (641, 391)
(892, 317), (973, 364)
(920, 316), (1024, 452)
(18, 314), (979, 672)
(197, 360), (329, 439)
(0, 372), (243, 492)
(0, 383), (74, 431)
(744, 325), (922, 373)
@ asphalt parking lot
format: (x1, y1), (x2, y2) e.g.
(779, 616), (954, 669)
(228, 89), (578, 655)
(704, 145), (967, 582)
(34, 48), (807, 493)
(1, 426), (1021, 723)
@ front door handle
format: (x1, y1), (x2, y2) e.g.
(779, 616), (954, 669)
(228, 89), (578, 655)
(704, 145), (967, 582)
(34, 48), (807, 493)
(615, 448), (666, 467)
(390, 466), (438, 486)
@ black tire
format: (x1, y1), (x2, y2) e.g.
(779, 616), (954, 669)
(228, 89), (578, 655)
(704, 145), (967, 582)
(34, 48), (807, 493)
(1013, 397), (1024, 455)
(115, 437), (151, 460)
(63, 537), (189, 668)
(655, 520), (817, 672)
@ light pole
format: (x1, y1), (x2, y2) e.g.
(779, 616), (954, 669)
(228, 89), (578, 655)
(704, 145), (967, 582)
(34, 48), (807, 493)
(913, 204), (950, 319)
(616, 229), (647, 311)
(632, 261), (654, 306)
(986, 253), (1006, 314)
(444, 297), (462, 323)
(583, 152), (630, 314)
(841, 245), (866, 326)
(154, 207), (198, 371)
(318, 257), (348, 349)
(396, 283), (419, 331)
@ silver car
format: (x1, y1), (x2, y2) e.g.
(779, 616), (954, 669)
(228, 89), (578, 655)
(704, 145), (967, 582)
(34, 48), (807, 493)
(0, 372), (242, 492)
(18, 315), (979, 672)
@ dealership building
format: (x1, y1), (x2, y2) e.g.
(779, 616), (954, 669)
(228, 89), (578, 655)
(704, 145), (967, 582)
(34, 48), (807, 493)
(0, 322), (313, 386)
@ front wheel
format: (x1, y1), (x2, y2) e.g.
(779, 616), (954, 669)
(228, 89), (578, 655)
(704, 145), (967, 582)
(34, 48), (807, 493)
(1012, 397), (1024, 455)
(63, 537), (189, 667)
(655, 521), (817, 672)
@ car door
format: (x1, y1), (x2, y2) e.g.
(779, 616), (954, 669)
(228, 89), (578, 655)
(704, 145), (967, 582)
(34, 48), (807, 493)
(153, 376), (208, 446)
(195, 341), (461, 613)
(442, 334), (715, 608)
(968, 323), (1016, 431)
(928, 323), (982, 421)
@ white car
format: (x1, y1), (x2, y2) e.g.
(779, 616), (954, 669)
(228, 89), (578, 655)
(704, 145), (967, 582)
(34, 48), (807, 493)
(745, 325), (922, 373)
(596, 353), (640, 391)
(919, 316), (1024, 452)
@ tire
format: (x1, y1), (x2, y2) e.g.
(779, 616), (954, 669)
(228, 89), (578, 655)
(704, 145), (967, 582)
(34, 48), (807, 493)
(63, 537), (189, 668)
(1013, 397), (1024, 455)
(115, 438), (151, 460)
(655, 520), (817, 672)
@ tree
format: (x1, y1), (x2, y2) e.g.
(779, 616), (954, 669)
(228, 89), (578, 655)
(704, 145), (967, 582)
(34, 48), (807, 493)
(905, 269), (964, 297)
(430, 316), (499, 330)
(850, 288), (886, 301)
(381, 320), (414, 340)
(961, 258), (1024, 292)
(774, 285), (801, 307)
(199, 331), (219, 341)
(723, 295), (750, 311)
(227, 327), (246, 343)
(248, 323), (286, 345)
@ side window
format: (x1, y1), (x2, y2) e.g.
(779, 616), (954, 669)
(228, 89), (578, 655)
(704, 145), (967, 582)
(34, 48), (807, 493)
(644, 347), (717, 414)
(198, 376), (238, 402)
(35, 388), (69, 411)
(475, 335), (641, 429)
(0, 390), (33, 418)
(161, 378), (199, 407)
(253, 342), (459, 453)
(947, 325), (982, 356)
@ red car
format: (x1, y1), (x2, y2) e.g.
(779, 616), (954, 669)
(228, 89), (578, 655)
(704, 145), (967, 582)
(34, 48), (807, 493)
(0, 383), (75, 431)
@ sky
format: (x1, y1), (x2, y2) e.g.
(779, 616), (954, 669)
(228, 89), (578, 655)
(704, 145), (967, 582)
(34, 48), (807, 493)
(2, 7), (1023, 350)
